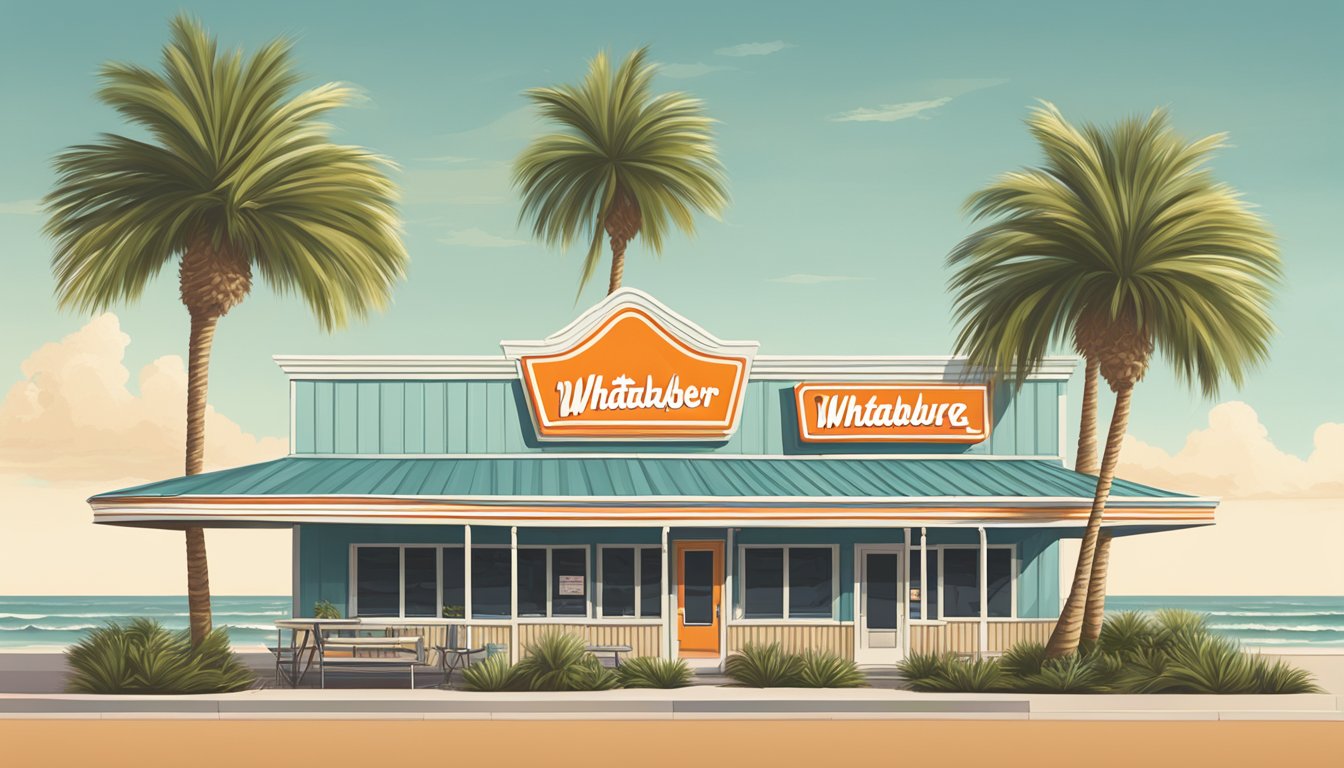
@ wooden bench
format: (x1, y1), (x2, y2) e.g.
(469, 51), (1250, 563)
(316, 634), (428, 688)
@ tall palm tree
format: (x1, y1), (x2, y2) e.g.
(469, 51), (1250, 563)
(947, 102), (1278, 657)
(513, 47), (728, 296)
(45, 15), (407, 645)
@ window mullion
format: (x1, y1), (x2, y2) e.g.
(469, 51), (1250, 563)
(782, 547), (791, 620)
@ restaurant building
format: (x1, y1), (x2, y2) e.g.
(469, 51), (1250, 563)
(90, 289), (1216, 666)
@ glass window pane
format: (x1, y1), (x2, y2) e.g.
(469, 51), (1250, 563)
(865, 553), (899, 630)
(987, 549), (1012, 618)
(639, 548), (662, 618)
(942, 549), (979, 618)
(910, 549), (939, 620)
(552, 548), (587, 617)
(602, 548), (635, 617)
(472, 548), (511, 619)
(441, 548), (465, 618)
(682, 550), (714, 625)
(355, 547), (399, 617)
(788, 548), (833, 618)
(516, 549), (547, 617)
(403, 548), (438, 617)
(743, 548), (783, 619)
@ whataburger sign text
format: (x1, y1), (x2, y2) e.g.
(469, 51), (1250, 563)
(794, 383), (991, 443)
(518, 307), (751, 440)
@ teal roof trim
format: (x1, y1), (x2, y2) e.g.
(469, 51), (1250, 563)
(93, 457), (1208, 504)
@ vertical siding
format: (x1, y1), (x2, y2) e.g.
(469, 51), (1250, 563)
(291, 379), (1064, 457)
(517, 623), (661, 658)
(727, 624), (854, 659)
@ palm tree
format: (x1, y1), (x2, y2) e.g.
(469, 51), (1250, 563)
(45, 15), (407, 646)
(513, 47), (728, 296)
(947, 102), (1278, 657)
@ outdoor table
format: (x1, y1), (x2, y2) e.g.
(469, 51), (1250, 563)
(274, 618), (361, 687)
(585, 644), (633, 667)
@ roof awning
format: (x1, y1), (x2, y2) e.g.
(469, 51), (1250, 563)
(89, 456), (1217, 529)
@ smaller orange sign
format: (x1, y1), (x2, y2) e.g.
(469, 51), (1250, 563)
(794, 383), (990, 443)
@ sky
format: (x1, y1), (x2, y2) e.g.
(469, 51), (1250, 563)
(0, 1), (1340, 595)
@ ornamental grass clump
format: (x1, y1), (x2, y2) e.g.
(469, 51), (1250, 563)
(66, 618), (254, 694)
(461, 653), (522, 692)
(1016, 653), (1117, 694)
(724, 643), (804, 687)
(796, 651), (868, 688)
(617, 657), (693, 689)
(514, 631), (621, 691)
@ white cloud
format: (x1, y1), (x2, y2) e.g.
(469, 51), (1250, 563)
(715, 41), (792, 57)
(658, 62), (731, 79)
(1118, 401), (1344, 499)
(769, 273), (868, 285)
(0, 199), (41, 215)
(0, 313), (286, 483)
(831, 97), (954, 123)
(438, 227), (529, 248)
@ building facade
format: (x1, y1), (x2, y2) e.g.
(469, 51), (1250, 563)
(91, 289), (1216, 666)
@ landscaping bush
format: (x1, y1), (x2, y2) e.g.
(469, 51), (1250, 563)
(910, 657), (1005, 692)
(312, 600), (341, 619)
(1152, 633), (1259, 694)
(724, 642), (804, 687)
(514, 631), (622, 691)
(1249, 656), (1321, 694)
(895, 651), (950, 687)
(796, 651), (867, 688)
(66, 618), (254, 694)
(1097, 611), (1152, 655)
(998, 641), (1048, 678)
(617, 657), (693, 689)
(1017, 653), (1116, 693)
(461, 653), (522, 692)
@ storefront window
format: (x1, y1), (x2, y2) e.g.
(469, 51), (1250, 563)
(909, 549), (939, 620)
(942, 547), (1013, 618)
(441, 548), (465, 618)
(551, 548), (587, 616)
(516, 549), (548, 617)
(403, 547), (438, 618)
(355, 547), (399, 617)
(742, 546), (836, 620)
(600, 546), (662, 618)
(472, 548), (511, 619)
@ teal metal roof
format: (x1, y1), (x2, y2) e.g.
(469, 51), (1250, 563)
(93, 456), (1204, 503)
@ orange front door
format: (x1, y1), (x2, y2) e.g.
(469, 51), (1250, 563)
(675, 541), (723, 658)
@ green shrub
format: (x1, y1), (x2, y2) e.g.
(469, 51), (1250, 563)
(1098, 611), (1153, 655)
(617, 657), (693, 689)
(66, 618), (254, 694)
(999, 642), (1048, 678)
(1150, 609), (1210, 651)
(1249, 656), (1321, 694)
(514, 631), (622, 691)
(461, 653), (521, 692)
(1115, 647), (1172, 693)
(896, 651), (949, 687)
(796, 651), (867, 688)
(312, 600), (341, 619)
(910, 657), (1004, 693)
(724, 642), (803, 687)
(1017, 653), (1115, 693)
(1154, 633), (1258, 694)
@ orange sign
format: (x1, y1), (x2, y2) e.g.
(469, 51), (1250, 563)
(519, 308), (751, 440)
(794, 383), (990, 443)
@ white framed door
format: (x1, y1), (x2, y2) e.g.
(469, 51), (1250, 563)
(855, 545), (903, 664)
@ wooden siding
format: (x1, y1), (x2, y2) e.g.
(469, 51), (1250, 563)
(727, 624), (855, 659)
(292, 379), (1062, 457)
(517, 623), (662, 658)
(909, 620), (1055, 655)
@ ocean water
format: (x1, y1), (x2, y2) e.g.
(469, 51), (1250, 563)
(1106, 596), (1344, 648)
(1, 595), (1341, 649)
(0, 596), (290, 650)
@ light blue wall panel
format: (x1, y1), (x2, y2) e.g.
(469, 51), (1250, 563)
(379, 382), (404, 454)
(294, 381), (315, 453)
(292, 378), (1068, 459)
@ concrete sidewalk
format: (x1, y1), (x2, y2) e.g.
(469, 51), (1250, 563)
(2, 687), (1340, 721)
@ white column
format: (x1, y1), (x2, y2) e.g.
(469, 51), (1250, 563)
(902, 527), (911, 655)
(723, 527), (733, 660)
(510, 526), (518, 663)
(662, 526), (671, 659)
(919, 527), (928, 623)
(978, 526), (988, 659)
(463, 524), (472, 648)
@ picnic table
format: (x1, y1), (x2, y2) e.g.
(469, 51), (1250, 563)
(272, 618), (427, 688)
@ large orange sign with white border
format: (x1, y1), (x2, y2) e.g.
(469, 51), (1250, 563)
(795, 383), (990, 443)
(518, 307), (751, 440)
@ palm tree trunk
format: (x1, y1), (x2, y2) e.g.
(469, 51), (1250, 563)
(607, 236), (627, 294)
(184, 312), (217, 646)
(1045, 385), (1133, 658)
(1081, 531), (1113, 642)
(1075, 357), (1100, 475)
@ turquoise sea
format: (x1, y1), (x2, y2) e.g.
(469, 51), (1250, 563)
(0, 595), (1341, 649)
